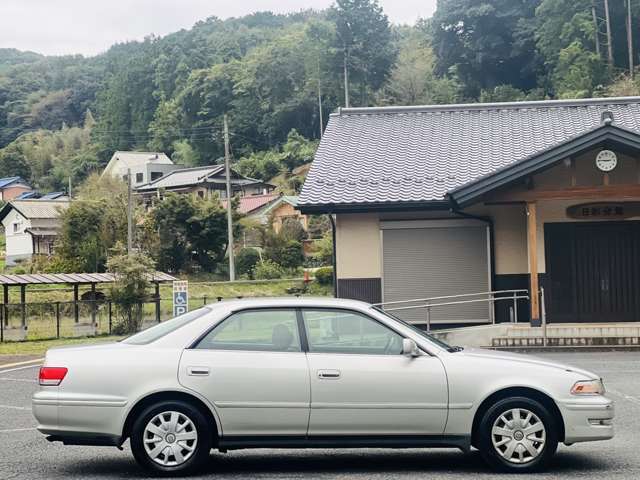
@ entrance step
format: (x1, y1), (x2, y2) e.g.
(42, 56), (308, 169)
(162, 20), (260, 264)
(492, 336), (640, 348)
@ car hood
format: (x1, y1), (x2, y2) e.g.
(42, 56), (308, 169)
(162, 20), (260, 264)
(453, 347), (599, 379)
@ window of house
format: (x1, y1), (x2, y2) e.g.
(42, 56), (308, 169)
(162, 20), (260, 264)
(302, 309), (403, 355)
(195, 309), (301, 352)
(197, 191), (204, 199)
(150, 171), (163, 181)
(12, 221), (22, 233)
(135, 172), (144, 183)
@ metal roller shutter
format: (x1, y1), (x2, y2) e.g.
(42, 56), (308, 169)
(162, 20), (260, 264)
(382, 220), (490, 324)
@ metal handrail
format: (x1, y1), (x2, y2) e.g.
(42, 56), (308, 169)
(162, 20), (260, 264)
(375, 289), (530, 332)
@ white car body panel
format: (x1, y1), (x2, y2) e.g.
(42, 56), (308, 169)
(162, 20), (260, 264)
(32, 297), (614, 452)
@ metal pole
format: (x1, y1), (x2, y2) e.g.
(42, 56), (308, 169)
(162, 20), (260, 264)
(90, 283), (96, 325)
(223, 114), (236, 282)
(108, 301), (112, 335)
(426, 305), (431, 333)
(155, 283), (161, 323)
(55, 302), (60, 339)
(73, 284), (79, 323)
(20, 285), (26, 328)
(628, 0), (634, 77)
(541, 287), (547, 347)
(513, 291), (518, 323)
(127, 168), (133, 255)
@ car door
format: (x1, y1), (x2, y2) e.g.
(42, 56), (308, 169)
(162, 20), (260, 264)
(178, 308), (310, 436)
(301, 308), (448, 436)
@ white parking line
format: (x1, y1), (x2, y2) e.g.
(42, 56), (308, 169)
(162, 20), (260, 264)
(0, 428), (36, 434)
(0, 358), (44, 369)
(0, 404), (31, 411)
(0, 377), (37, 383)
(0, 364), (41, 374)
(607, 388), (640, 405)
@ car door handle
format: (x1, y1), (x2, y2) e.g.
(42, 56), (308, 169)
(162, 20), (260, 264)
(317, 369), (341, 379)
(187, 366), (210, 376)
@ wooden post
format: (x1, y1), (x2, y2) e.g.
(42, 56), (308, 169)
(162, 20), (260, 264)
(155, 283), (161, 323)
(527, 202), (540, 326)
(3, 284), (8, 327)
(90, 283), (96, 325)
(73, 284), (79, 323)
(20, 284), (26, 327)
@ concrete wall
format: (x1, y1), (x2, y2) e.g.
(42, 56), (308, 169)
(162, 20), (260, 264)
(2, 209), (33, 265)
(335, 213), (381, 279)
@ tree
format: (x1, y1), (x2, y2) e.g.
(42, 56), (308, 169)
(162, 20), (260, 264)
(0, 144), (30, 179)
(107, 243), (155, 334)
(330, 0), (396, 106)
(430, 0), (542, 98)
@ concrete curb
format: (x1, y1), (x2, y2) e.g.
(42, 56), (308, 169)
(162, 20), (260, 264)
(487, 346), (640, 353)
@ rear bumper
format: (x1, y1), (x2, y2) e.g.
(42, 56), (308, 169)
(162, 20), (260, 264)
(559, 395), (614, 444)
(32, 390), (127, 441)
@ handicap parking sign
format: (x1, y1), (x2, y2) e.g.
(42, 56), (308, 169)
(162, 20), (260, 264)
(173, 281), (189, 317)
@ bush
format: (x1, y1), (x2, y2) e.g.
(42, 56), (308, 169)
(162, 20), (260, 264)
(253, 259), (284, 279)
(314, 266), (334, 285)
(265, 239), (304, 269)
(236, 248), (260, 277)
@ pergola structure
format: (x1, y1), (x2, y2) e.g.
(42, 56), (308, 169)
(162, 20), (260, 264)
(0, 272), (175, 327)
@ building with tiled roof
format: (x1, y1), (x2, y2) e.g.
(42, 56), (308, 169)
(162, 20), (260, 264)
(299, 96), (640, 327)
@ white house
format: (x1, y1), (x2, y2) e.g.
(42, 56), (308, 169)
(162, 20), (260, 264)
(101, 151), (177, 187)
(0, 200), (70, 266)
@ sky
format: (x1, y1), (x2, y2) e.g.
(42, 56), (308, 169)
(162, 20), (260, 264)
(0, 0), (438, 57)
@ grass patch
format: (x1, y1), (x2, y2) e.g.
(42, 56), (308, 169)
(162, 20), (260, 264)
(0, 335), (123, 356)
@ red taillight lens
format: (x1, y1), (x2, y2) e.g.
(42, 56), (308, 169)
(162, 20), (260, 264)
(39, 367), (68, 386)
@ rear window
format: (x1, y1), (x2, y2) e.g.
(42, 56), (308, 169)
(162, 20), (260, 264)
(121, 308), (211, 345)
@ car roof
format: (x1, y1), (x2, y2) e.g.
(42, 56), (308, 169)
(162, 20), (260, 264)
(204, 296), (372, 311)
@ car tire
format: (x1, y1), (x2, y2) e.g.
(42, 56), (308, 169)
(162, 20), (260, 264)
(130, 400), (212, 476)
(477, 396), (559, 473)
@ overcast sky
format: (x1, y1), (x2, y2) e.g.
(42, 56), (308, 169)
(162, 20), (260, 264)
(1, 0), (437, 57)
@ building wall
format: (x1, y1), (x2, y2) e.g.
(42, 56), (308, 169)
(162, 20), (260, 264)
(1, 185), (32, 202)
(2, 209), (33, 265)
(272, 202), (308, 233)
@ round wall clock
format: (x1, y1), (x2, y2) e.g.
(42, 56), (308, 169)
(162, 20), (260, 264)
(595, 150), (618, 172)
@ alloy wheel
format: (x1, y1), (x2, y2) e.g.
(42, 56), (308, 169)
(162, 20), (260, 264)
(143, 410), (198, 467)
(491, 407), (546, 464)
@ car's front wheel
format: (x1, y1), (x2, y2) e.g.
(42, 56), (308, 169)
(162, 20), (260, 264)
(477, 396), (558, 472)
(130, 400), (212, 475)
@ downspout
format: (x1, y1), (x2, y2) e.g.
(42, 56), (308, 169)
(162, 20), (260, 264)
(328, 214), (338, 298)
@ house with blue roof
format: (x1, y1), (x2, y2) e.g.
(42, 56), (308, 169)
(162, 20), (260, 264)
(0, 177), (32, 202)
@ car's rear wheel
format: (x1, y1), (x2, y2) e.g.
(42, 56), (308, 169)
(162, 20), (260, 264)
(130, 400), (212, 475)
(477, 396), (558, 472)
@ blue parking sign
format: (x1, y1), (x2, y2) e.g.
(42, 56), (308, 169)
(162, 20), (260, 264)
(173, 281), (189, 317)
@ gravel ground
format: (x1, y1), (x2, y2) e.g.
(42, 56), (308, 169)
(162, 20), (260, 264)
(1, 351), (638, 479)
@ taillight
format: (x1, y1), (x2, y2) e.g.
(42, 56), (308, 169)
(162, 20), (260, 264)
(39, 367), (68, 386)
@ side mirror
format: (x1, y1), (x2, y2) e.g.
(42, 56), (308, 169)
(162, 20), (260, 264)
(402, 338), (421, 357)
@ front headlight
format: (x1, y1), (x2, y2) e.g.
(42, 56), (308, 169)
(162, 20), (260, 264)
(571, 379), (605, 395)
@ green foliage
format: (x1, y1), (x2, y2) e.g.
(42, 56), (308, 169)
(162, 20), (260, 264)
(107, 243), (155, 334)
(310, 231), (334, 265)
(0, 144), (31, 179)
(253, 259), (285, 279)
(151, 193), (239, 273)
(553, 41), (605, 98)
(279, 218), (307, 242)
(54, 174), (129, 272)
(236, 247), (261, 278)
(265, 239), (304, 269)
(314, 266), (334, 285)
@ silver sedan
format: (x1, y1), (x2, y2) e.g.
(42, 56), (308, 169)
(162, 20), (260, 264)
(32, 297), (614, 475)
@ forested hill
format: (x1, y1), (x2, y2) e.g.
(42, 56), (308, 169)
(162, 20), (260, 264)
(1, 0), (640, 194)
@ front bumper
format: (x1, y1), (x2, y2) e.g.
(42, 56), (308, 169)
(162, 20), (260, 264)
(559, 395), (614, 444)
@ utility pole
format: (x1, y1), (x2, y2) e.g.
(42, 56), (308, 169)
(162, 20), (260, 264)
(604, 0), (614, 73)
(592, 3), (601, 58)
(127, 168), (133, 255)
(627, 0), (634, 77)
(343, 47), (350, 108)
(223, 114), (235, 282)
(317, 57), (324, 138)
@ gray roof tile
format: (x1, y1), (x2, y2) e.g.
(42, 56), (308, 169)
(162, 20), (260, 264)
(299, 97), (640, 209)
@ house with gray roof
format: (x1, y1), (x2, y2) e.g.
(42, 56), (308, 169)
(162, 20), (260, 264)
(135, 165), (274, 202)
(0, 199), (70, 266)
(299, 96), (640, 327)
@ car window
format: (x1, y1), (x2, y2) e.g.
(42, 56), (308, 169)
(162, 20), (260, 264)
(302, 309), (403, 355)
(122, 307), (211, 345)
(195, 309), (301, 352)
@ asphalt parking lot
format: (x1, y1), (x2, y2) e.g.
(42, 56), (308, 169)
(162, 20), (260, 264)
(1, 351), (639, 479)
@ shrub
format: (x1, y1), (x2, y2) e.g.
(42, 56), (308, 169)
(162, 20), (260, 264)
(265, 239), (304, 269)
(253, 259), (284, 279)
(314, 266), (334, 285)
(236, 248), (260, 277)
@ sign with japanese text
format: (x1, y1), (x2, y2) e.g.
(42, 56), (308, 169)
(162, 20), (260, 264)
(173, 280), (189, 317)
(567, 202), (640, 220)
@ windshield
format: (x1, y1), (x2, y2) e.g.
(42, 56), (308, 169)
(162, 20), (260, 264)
(372, 306), (455, 351)
(121, 307), (211, 345)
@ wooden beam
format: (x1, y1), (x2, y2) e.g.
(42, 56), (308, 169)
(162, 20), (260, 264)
(527, 202), (540, 326)
(489, 184), (640, 203)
